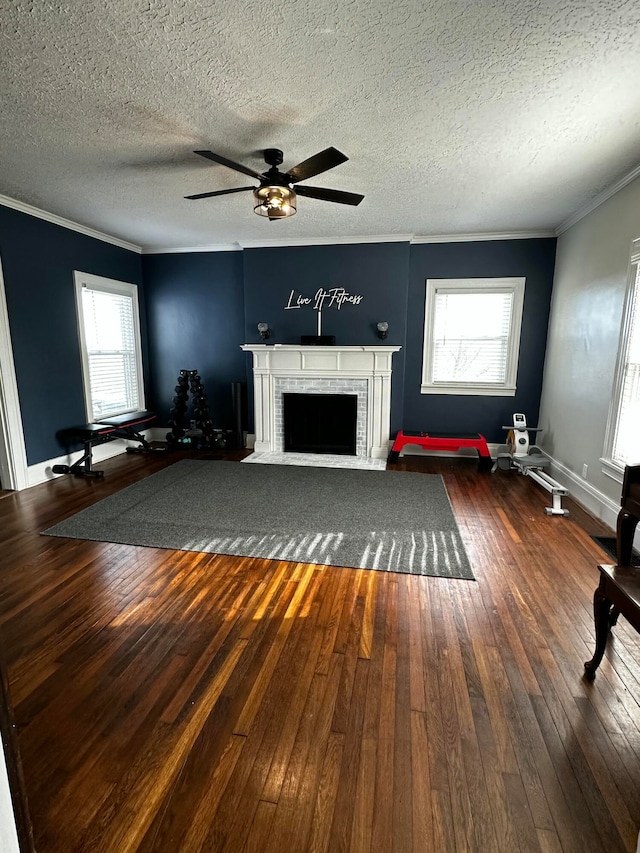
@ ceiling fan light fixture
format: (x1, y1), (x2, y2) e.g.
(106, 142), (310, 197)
(253, 185), (297, 219)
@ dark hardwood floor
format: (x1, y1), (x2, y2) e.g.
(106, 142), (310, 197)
(0, 449), (639, 852)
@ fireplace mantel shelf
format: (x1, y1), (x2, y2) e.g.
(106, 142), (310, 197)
(241, 344), (401, 352)
(243, 344), (401, 461)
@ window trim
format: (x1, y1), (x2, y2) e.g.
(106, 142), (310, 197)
(420, 277), (525, 396)
(73, 270), (145, 422)
(601, 237), (640, 475)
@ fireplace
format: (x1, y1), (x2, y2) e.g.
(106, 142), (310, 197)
(284, 393), (357, 455)
(241, 344), (401, 460)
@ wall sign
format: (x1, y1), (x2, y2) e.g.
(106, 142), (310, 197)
(284, 287), (364, 311)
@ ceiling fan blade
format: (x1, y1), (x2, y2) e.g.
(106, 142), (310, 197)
(184, 186), (255, 200)
(193, 150), (264, 180)
(295, 185), (364, 206)
(287, 147), (349, 183)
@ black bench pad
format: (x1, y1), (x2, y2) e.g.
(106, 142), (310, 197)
(98, 410), (156, 429)
(57, 411), (156, 443)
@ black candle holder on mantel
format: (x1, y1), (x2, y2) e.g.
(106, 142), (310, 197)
(300, 334), (335, 344)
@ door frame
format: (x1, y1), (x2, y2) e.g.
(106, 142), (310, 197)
(0, 256), (28, 491)
(1, 635), (35, 851)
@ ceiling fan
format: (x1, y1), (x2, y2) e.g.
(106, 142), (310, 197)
(185, 147), (364, 221)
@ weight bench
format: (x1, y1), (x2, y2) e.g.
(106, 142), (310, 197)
(387, 430), (493, 471)
(53, 410), (160, 478)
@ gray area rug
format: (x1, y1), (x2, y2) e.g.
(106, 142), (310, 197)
(43, 460), (474, 579)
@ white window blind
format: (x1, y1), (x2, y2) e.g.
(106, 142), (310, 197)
(611, 259), (640, 467)
(74, 272), (144, 421)
(421, 278), (525, 396)
(432, 290), (513, 384)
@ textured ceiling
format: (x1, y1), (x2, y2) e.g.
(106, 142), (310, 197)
(1, 0), (639, 251)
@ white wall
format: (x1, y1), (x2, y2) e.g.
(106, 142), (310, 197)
(538, 174), (640, 527)
(0, 741), (19, 853)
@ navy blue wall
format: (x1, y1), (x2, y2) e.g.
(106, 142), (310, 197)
(142, 251), (246, 431)
(243, 243), (410, 433)
(0, 204), (143, 465)
(0, 203), (556, 469)
(406, 239), (557, 442)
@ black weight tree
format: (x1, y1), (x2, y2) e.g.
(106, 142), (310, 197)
(167, 369), (215, 446)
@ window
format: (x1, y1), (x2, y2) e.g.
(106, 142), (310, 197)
(421, 278), (525, 395)
(74, 271), (144, 421)
(603, 239), (640, 474)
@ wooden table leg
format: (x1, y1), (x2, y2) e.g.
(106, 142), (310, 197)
(617, 509), (639, 566)
(584, 582), (614, 680)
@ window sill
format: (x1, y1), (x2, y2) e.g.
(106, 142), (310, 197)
(420, 384), (517, 397)
(600, 457), (624, 484)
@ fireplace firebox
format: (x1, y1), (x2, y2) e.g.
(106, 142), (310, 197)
(283, 393), (357, 455)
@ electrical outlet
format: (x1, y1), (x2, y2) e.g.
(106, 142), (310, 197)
(582, 463), (588, 479)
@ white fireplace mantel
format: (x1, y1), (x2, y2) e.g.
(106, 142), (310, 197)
(241, 344), (401, 459)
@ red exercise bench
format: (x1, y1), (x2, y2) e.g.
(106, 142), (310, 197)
(387, 430), (493, 471)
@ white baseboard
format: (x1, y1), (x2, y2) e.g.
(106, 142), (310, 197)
(544, 453), (618, 526)
(544, 452), (640, 551)
(145, 426), (169, 442)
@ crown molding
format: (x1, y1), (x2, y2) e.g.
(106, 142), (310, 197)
(142, 243), (242, 254)
(6, 162), (640, 254)
(143, 230), (556, 253)
(411, 230), (555, 243)
(237, 234), (414, 249)
(0, 195), (558, 254)
(555, 160), (640, 235)
(0, 194), (142, 253)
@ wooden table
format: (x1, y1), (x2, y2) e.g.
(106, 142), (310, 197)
(584, 564), (640, 678)
(617, 463), (640, 565)
(584, 464), (640, 680)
